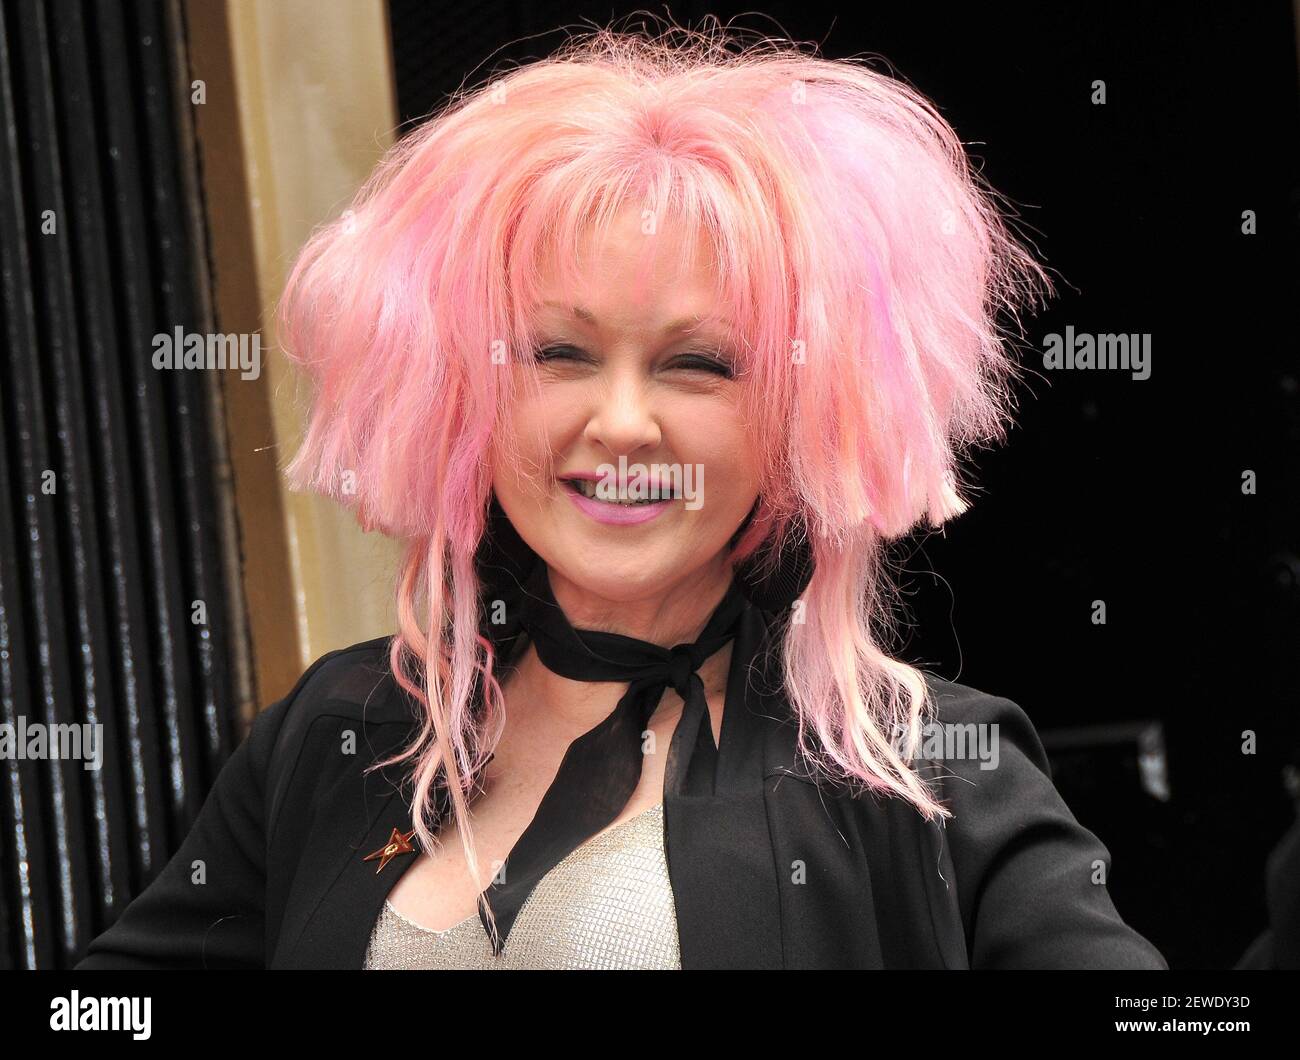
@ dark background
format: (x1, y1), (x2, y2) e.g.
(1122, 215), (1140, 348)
(387, 1), (1300, 968)
(1, 0), (238, 969)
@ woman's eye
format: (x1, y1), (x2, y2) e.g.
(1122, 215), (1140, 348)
(534, 345), (588, 364)
(532, 345), (734, 378)
(672, 354), (734, 379)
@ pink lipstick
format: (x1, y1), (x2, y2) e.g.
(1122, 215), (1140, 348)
(559, 473), (675, 526)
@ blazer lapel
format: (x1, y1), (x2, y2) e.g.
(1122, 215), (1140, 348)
(663, 604), (786, 969)
(271, 717), (434, 969)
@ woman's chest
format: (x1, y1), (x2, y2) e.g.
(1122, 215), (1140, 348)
(271, 696), (965, 969)
(384, 690), (720, 934)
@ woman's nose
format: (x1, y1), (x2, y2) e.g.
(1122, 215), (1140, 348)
(582, 374), (662, 455)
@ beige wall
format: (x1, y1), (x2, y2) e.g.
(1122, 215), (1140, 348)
(186, 0), (403, 720)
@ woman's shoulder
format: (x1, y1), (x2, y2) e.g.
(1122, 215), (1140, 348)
(251, 636), (414, 783)
(254, 636), (417, 837)
(923, 670), (1034, 724)
(268, 634), (411, 727)
(916, 670), (1055, 787)
(920, 676), (1040, 749)
(916, 671), (1169, 968)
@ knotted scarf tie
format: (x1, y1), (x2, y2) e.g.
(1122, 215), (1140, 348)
(475, 560), (748, 955)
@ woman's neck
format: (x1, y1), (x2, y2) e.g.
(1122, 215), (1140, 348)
(505, 558), (737, 737)
(544, 559), (735, 645)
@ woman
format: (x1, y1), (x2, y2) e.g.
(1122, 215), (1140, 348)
(77, 24), (1167, 970)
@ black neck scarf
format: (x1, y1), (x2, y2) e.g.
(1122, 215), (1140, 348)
(475, 559), (749, 955)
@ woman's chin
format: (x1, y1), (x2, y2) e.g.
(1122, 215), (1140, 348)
(546, 553), (712, 605)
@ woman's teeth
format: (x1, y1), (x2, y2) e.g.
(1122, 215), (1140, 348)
(566, 479), (671, 505)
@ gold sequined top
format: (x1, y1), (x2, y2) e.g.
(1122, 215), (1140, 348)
(362, 803), (680, 970)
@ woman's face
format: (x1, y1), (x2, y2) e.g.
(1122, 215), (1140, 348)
(491, 209), (760, 610)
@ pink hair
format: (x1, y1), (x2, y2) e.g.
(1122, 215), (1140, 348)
(276, 22), (1051, 920)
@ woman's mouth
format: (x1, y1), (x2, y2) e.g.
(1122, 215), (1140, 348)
(560, 476), (676, 526)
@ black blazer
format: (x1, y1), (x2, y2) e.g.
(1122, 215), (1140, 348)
(76, 615), (1168, 970)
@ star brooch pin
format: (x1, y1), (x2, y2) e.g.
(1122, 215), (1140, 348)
(363, 827), (418, 874)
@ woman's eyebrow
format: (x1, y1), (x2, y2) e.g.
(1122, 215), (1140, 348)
(538, 301), (734, 335)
